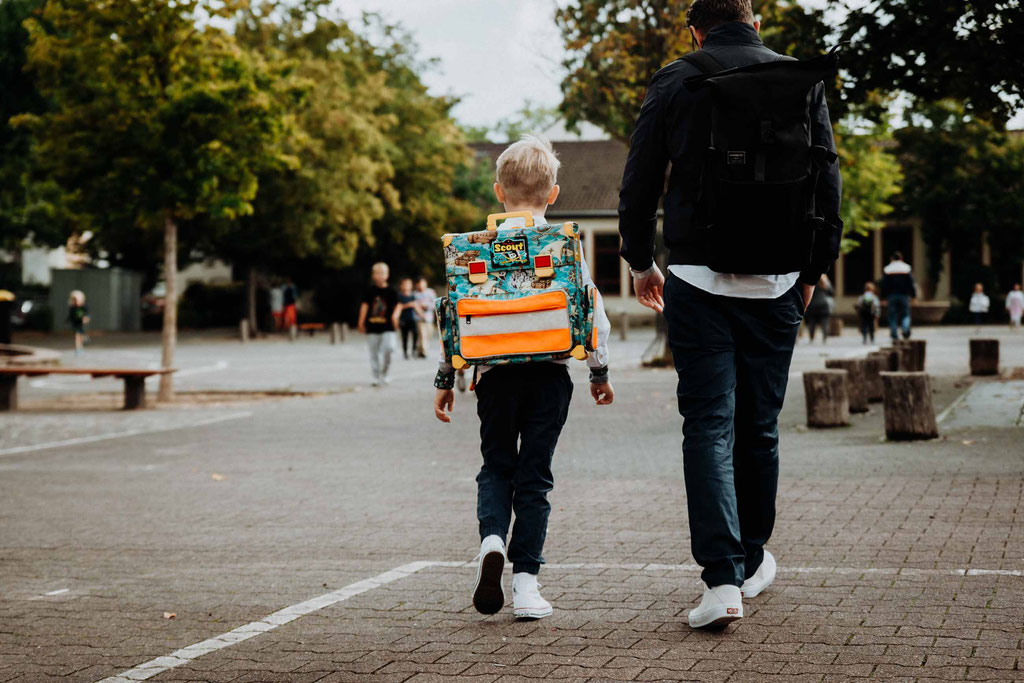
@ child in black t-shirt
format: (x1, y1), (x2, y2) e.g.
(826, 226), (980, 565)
(357, 263), (400, 386)
(68, 290), (90, 355)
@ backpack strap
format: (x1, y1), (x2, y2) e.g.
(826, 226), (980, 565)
(680, 51), (726, 75)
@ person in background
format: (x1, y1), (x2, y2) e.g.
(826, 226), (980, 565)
(969, 283), (990, 327)
(282, 280), (298, 331)
(1006, 283), (1024, 330)
(414, 277), (437, 358)
(397, 277), (420, 360)
(855, 282), (881, 344)
(803, 274), (834, 344)
(68, 290), (90, 355)
(357, 263), (400, 386)
(880, 251), (916, 340)
(270, 283), (284, 331)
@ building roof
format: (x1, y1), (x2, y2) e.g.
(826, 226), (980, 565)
(470, 140), (628, 217)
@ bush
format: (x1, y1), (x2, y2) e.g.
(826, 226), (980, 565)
(178, 282), (244, 329)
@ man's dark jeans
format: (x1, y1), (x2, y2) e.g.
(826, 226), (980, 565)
(475, 363), (573, 575)
(887, 294), (912, 340)
(664, 275), (803, 588)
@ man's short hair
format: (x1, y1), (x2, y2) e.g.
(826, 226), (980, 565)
(891, 251), (903, 261)
(686, 0), (754, 32)
(495, 135), (560, 207)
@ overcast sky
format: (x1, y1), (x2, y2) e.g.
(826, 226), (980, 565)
(335, 0), (1021, 135)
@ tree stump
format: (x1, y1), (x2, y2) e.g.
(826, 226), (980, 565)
(880, 372), (938, 440)
(803, 370), (850, 427)
(896, 339), (926, 372)
(824, 358), (869, 413)
(828, 317), (844, 337)
(872, 348), (901, 372)
(863, 355), (887, 403)
(969, 339), (999, 376)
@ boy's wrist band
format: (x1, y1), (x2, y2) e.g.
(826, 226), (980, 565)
(589, 366), (609, 384)
(434, 370), (455, 390)
(630, 265), (657, 280)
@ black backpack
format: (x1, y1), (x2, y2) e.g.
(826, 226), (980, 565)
(682, 48), (840, 275)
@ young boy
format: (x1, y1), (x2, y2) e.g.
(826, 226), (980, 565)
(357, 263), (400, 386)
(432, 136), (614, 620)
(855, 282), (881, 344)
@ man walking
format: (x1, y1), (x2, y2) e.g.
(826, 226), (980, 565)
(618, 0), (842, 629)
(880, 252), (916, 340)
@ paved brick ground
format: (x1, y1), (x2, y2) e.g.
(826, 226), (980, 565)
(1, 326), (1022, 681)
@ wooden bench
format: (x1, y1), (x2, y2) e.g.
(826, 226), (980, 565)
(0, 367), (175, 411)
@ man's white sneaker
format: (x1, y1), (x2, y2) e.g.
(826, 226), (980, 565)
(688, 584), (743, 629)
(740, 550), (777, 599)
(512, 572), (552, 620)
(471, 535), (506, 615)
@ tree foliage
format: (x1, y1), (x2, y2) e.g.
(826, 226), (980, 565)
(842, 0), (1024, 128)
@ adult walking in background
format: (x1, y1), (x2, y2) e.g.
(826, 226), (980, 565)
(803, 274), (834, 344)
(968, 283), (990, 326)
(618, 0), (842, 629)
(880, 252), (916, 340)
(414, 277), (436, 358)
(1006, 283), (1024, 330)
(282, 280), (298, 331)
(397, 277), (420, 360)
(270, 283), (284, 331)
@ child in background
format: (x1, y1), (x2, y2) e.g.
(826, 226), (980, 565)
(432, 135), (613, 620)
(396, 277), (420, 360)
(855, 282), (881, 344)
(1006, 283), (1024, 330)
(357, 263), (399, 386)
(969, 283), (990, 326)
(68, 290), (89, 355)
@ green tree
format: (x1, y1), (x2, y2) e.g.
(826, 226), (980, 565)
(895, 102), (1024, 298)
(834, 119), (903, 249)
(841, 0), (1024, 128)
(16, 0), (290, 399)
(0, 0), (70, 252)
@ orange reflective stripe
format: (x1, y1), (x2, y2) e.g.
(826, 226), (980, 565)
(457, 291), (566, 317)
(461, 329), (572, 358)
(589, 289), (598, 350)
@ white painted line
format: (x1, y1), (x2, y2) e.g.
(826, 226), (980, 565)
(43, 588), (69, 596)
(937, 383), (975, 424)
(0, 411), (252, 457)
(98, 558), (1023, 682)
(98, 561), (442, 683)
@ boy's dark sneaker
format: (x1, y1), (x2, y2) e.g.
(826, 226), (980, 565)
(472, 535), (506, 615)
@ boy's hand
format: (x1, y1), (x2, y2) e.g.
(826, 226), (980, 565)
(357, 322), (366, 334)
(434, 389), (454, 422)
(590, 382), (614, 405)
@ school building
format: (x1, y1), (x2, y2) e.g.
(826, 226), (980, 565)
(472, 140), (967, 322)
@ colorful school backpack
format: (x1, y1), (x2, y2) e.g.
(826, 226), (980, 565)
(436, 211), (597, 369)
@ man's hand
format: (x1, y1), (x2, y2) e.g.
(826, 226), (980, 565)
(590, 382), (614, 405)
(433, 389), (454, 422)
(801, 283), (815, 312)
(634, 266), (666, 313)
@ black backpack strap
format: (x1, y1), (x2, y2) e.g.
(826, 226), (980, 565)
(680, 51), (726, 75)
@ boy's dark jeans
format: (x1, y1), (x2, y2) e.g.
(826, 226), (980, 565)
(475, 363), (573, 575)
(664, 275), (803, 588)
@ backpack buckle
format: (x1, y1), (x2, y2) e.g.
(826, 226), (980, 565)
(533, 254), (554, 278)
(468, 260), (488, 284)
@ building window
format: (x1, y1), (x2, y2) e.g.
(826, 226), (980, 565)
(843, 237), (874, 295)
(593, 233), (621, 295)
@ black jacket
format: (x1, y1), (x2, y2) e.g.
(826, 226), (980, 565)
(617, 22), (843, 285)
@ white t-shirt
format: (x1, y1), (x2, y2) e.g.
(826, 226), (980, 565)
(668, 265), (800, 299)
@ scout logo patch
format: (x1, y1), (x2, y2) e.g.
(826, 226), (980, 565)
(491, 237), (529, 268)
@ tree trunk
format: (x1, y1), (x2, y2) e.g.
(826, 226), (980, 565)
(824, 358), (869, 413)
(969, 339), (999, 376)
(247, 265), (258, 336)
(872, 348), (901, 372)
(863, 354), (887, 403)
(896, 339), (926, 372)
(880, 372), (938, 440)
(158, 211), (177, 402)
(803, 369), (850, 427)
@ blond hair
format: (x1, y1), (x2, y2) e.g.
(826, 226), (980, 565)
(495, 135), (560, 206)
(69, 290), (86, 306)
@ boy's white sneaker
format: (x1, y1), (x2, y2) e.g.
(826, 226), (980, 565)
(740, 550), (777, 599)
(512, 572), (552, 620)
(471, 535), (506, 615)
(688, 584), (743, 629)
